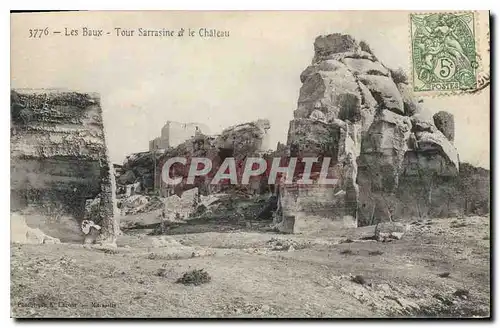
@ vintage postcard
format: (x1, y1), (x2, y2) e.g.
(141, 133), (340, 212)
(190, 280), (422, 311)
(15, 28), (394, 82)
(10, 11), (491, 318)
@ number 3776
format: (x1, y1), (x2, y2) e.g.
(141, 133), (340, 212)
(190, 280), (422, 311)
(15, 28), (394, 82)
(29, 28), (49, 38)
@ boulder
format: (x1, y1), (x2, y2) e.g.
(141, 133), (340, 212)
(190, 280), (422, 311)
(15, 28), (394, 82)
(117, 170), (136, 185)
(413, 130), (459, 174)
(361, 110), (412, 154)
(81, 220), (101, 244)
(296, 69), (360, 120)
(374, 221), (409, 241)
(312, 34), (361, 63)
(343, 57), (389, 77)
(433, 111), (455, 142)
(358, 75), (404, 115)
(300, 59), (348, 83)
(163, 187), (199, 220)
(407, 108), (459, 175)
(122, 194), (149, 210)
(411, 110), (436, 133)
(358, 83), (378, 109)
(275, 178), (355, 234)
(11, 213), (61, 244)
(397, 83), (419, 116)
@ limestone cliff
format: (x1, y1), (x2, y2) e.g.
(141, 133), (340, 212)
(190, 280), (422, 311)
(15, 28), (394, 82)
(10, 89), (118, 243)
(278, 34), (461, 232)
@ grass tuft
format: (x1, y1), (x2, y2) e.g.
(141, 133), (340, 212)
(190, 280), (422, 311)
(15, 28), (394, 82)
(176, 269), (211, 286)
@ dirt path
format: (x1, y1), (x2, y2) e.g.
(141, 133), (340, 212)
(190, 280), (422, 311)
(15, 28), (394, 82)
(11, 216), (490, 318)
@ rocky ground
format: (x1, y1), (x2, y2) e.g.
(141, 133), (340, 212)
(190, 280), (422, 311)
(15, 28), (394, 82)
(11, 214), (490, 318)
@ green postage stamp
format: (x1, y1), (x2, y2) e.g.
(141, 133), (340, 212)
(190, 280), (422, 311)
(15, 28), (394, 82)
(410, 12), (478, 93)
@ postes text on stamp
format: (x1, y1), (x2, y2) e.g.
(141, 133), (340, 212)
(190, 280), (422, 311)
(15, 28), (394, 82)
(410, 12), (478, 93)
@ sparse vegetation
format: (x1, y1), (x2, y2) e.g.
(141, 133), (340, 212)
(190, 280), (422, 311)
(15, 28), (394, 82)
(176, 269), (211, 286)
(351, 275), (366, 285)
(359, 40), (374, 55)
(451, 222), (468, 228)
(10, 215), (490, 318)
(267, 237), (309, 251)
(389, 67), (409, 84)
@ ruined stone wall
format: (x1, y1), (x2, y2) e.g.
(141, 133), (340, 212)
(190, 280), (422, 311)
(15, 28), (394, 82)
(149, 137), (167, 151)
(162, 121), (211, 148)
(216, 119), (272, 158)
(10, 89), (117, 237)
(119, 119), (273, 197)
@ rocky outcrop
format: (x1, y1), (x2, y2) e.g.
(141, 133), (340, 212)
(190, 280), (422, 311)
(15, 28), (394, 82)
(287, 118), (340, 157)
(216, 119), (272, 158)
(10, 89), (118, 243)
(407, 109), (459, 176)
(278, 34), (461, 231)
(433, 111), (455, 142)
(359, 110), (412, 192)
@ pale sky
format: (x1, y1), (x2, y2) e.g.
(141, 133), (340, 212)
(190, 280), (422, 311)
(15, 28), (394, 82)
(11, 11), (490, 168)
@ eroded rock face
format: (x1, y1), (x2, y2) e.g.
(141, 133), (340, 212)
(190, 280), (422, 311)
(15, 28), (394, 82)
(297, 64), (361, 120)
(408, 108), (459, 176)
(313, 34), (361, 62)
(10, 89), (118, 243)
(433, 111), (455, 142)
(216, 119), (272, 158)
(359, 110), (412, 192)
(287, 118), (340, 157)
(279, 33), (461, 231)
(358, 75), (404, 115)
(397, 82), (418, 116)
